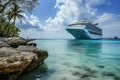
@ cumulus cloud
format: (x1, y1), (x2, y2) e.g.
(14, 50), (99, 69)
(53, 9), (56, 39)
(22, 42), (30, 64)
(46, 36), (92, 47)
(20, 0), (106, 31)
(17, 13), (43, 29)
(95, 13), (120, 38)
(18, 0), (120, 38)
(43, 0), (107, 31)
(95, 13), (114, 24)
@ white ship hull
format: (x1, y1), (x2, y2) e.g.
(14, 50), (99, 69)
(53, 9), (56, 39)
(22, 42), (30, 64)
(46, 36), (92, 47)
(66, 28), (102, 39)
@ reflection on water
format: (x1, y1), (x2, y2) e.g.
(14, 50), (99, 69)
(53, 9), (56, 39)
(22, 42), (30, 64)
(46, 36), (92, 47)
(19, 40), (120, 80)
(66, 40), (103, 68)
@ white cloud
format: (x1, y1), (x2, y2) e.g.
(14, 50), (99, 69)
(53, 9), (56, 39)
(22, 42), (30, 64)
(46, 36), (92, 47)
(43, 0), (106, 31)
(45, 17), (52, 23)
(20, 0), (106, 31)
(18, 0), (120, 38)
(95, 13), (120, 38)
(22, 13), (29, 20)
(29, 15), (39, 26)
(95, 13), (114, 23)
(18, 13), (43, 29)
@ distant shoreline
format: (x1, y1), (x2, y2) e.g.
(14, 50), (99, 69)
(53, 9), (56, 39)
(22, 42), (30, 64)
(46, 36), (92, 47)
(30, 38), (120, 40)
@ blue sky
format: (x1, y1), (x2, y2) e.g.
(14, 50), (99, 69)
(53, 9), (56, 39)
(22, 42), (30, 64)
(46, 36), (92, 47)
(32, 0), (56, 23)
(17, 0), (120, 39)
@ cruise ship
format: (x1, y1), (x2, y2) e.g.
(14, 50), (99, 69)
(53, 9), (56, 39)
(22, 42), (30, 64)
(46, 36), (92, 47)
(66, 20), (102, 39)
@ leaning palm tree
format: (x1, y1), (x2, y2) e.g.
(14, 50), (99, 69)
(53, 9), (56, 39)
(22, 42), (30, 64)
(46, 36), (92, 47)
(8, 3), (24, 25)
(0, 0), (10, 13)
(0, 0), (38, 37)
(0, 0), (10, 23)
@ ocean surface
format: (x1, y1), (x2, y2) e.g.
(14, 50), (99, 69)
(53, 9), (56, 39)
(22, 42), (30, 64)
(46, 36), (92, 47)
(18, 40), (120, 80)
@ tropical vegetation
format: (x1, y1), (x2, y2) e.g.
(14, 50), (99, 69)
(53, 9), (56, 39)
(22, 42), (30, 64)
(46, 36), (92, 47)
(0, 0), (38, 37)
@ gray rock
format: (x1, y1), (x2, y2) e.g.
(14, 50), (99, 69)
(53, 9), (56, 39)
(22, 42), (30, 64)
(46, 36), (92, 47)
(0, 47), (35, 80)
(80, 73), (97, 79)
(72, 71), (81, 76)
(0, 41), (9, 48)
(97, 65), (104, 68)
(0, 37), (4, 41)
(102, 72), (116, 76)
(17, 45), (48, 72)
(81, 77), (90, 80)
(114, 76), (120, 80)
(27, 42), (37, 46)
(0, 47), (48, 80)
(4, 37), (27, 48)
(83, 66), (91, 72)
(83, 66), (97, 74)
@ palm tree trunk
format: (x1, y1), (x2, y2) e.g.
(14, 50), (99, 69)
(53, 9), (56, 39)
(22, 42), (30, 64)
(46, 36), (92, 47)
(13, 20), (15, 25)
(6, 18), (12, 28)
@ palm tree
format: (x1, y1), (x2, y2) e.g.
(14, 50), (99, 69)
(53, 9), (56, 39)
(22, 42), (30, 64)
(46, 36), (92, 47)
(0, 0), (38, 37)
(7, 3), (24, 25)
(0, 0), (10, 13)
(0, 0), (10, 23)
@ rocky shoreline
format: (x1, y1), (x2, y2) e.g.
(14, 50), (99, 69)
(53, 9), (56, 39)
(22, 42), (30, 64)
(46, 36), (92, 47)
(0, 37), (48, 80)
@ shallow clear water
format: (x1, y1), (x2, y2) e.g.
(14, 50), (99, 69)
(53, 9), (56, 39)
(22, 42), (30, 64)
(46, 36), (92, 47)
(18, 40), (120, 80)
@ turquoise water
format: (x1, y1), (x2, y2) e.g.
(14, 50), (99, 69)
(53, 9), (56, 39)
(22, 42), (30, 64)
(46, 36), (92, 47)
(18, 40), (120, 80)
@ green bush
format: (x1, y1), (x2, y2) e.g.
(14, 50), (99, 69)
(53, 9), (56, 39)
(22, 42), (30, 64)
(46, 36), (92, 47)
(0, 20), (20, 37)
